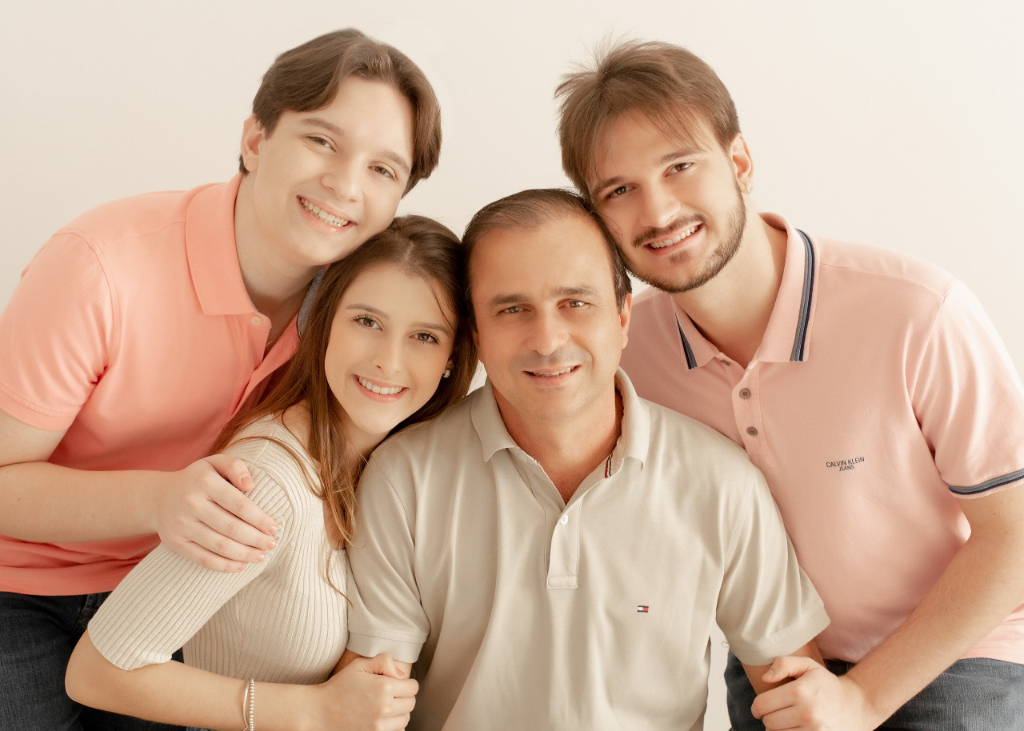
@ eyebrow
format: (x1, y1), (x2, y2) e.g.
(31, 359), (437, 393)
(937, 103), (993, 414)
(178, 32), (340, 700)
(346, 303), (452, 335)
(302, 117), (412, 177)
(486, 285), (601, 308)
(592, 148), (705, 195)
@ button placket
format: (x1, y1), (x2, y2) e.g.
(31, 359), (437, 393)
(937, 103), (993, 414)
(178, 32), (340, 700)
(733, 367), (767, 457)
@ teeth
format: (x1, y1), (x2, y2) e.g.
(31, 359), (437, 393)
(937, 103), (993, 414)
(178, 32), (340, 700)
(650, 223), (699, 249)
(358, 376), (403, 395)
(301, 198), (349, 228)
(529, 367), (574, 377)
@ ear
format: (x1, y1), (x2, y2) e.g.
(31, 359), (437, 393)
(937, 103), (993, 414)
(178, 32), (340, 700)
(240, 115), (266, 173)
(728, 133), (754, 193)
(618, 292), (633, 350)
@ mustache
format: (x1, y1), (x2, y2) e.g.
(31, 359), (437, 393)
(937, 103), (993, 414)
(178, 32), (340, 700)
(632, 215), (706, 249)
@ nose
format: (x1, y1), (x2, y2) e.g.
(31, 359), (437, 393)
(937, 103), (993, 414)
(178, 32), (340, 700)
(322, 158), (362, 202)
(526, 308), (569, 357)
(372, 334), (404, 376)
(640, 183), (680, 231)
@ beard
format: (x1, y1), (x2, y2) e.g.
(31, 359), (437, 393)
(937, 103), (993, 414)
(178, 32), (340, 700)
(626, 183), (746, 294)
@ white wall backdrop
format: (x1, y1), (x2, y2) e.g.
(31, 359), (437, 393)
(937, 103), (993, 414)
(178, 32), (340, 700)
(2, 1), (1021, 727)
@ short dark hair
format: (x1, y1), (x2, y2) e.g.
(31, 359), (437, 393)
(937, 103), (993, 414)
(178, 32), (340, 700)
(556, 39), (739, 200)
(241, 28), (441, 193)
(461, 188), (631, 325)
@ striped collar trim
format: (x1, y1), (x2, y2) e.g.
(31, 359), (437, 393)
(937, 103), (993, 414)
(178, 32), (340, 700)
(674, 227), (816, 369)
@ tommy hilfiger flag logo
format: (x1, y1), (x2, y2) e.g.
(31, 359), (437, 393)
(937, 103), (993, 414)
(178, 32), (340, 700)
(637, 605), (649, 613)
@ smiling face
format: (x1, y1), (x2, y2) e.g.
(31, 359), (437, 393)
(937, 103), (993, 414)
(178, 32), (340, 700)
(238, 76), (415, 277)
(470, 214), (631, 435)
(324, 264), (455, 454)
(591, 111), (751, 294)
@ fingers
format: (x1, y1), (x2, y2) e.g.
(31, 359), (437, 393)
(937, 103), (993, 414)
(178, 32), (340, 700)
(203, 456), (279, 537)
(162, 536), (248, 573)
(762, 655), (818, 684)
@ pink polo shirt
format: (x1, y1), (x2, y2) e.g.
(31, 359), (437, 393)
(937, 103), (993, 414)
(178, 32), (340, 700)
(621, 213), (1024, 665)
(0, 176), (299, 596)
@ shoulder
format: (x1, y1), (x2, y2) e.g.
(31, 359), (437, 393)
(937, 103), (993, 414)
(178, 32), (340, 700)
(370, 392), (477, 465)
(641, 397), (763, 496)
(224, 415), (318, 518)
(814, 236), (959, 306)
(55, 182), (220, 256)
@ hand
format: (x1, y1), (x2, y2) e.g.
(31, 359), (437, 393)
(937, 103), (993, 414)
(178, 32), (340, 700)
(151, 454), (278, 571)
(752, 656), (882, 731)
(312, 654), (418, 731)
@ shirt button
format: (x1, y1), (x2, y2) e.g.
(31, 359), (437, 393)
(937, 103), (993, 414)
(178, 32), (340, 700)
(746, 426), (759, 437)
(558, 515), (569, 526)
(739, 388), (752, 399)
(250, 315), (263, 326)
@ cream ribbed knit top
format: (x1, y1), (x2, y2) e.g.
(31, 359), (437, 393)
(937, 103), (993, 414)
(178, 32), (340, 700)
(88, 415), (348, 684)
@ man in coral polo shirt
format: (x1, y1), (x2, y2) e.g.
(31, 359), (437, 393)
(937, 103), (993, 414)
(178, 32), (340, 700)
(556, 40), (1024, 729)
(0, 29), (440, 729)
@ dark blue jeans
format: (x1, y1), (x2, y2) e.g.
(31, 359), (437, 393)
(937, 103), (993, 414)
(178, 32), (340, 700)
(0, 591), (184, 731)
(726, 651), (1024, 730)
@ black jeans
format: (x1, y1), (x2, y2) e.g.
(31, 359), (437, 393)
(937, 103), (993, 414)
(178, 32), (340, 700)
(0, 591), (184, 731)
(725, 651), (1024, 730)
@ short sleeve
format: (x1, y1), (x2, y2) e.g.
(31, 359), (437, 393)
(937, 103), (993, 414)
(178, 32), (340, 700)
(345, 456), (429, 664)
(87, 460), (296, 670)
(716, 468), (829, 666)
(912, 282), (1024, 497)
(0, 233), (115, 430)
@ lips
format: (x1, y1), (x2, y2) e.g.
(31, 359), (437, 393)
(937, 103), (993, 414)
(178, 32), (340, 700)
(525, 365), (579, 377)
(355, 375), (406, 397)
(645, 222), (702, 250)
(299, 196), (352, 228)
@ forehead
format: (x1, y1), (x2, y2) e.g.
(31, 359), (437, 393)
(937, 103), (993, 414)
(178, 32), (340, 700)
(470, 215), (614, 296)
(592, 109), (716, 179)
(341, 264), (450, 317)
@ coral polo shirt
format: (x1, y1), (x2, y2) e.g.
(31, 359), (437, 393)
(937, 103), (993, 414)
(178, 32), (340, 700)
(0, 176), (299, 595)
(621, 213), (1024, 665)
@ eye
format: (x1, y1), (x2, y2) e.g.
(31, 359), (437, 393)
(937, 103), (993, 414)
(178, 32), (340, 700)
(500, 305), (522, 315)
(669, 161), (692, 174)
(308, 135), (333, 149)
(604, 185), (630, 200)
(566, 300), (587, 308)
(412, 331), (440, 345)
(354, 315), (381, 329)
(371, 165), (397, 181)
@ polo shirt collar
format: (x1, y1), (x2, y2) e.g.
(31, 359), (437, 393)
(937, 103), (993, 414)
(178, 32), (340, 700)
(186, 174), (254, 316)
(470, 370), (649, 470)
(672, 213), (819, 367)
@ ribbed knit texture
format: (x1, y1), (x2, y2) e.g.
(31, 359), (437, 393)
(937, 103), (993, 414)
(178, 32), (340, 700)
(88, 415), (348, 683)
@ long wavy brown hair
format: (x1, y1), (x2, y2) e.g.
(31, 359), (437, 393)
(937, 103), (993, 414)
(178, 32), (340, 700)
(216, 215), (477, 549)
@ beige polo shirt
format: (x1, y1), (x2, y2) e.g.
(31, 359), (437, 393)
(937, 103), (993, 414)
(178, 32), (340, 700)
(346, 371), (827, 730)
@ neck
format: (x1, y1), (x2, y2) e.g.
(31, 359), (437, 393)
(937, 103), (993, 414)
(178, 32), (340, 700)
(234, 174), (321, 326)
(671, 210), (787, 367)
(496, 386), (622, 504)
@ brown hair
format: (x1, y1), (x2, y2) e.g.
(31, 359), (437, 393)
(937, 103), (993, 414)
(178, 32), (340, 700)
(556, 39), (740, 199)
(461, 188), (631, 325)
(240, 28), (442, 193)
(217, 215), (476, 551)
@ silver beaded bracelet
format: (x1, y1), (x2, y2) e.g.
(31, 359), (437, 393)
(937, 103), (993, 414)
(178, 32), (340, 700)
(241, 678), (256, 731)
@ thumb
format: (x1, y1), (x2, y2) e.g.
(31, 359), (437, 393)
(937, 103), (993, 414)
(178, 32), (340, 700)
(762, 654), (818, 684)
(351, 653), (407, 678)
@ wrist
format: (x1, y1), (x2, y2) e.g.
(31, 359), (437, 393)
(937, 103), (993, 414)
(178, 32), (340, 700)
(842, 668), (892, 727)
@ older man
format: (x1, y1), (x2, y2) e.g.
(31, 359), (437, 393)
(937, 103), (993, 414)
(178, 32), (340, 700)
(343, 188), (826, 730)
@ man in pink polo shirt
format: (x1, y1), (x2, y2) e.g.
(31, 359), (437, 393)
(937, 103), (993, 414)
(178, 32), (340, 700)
(0, 29), (441, 730)
(556, 40), (1024, 729)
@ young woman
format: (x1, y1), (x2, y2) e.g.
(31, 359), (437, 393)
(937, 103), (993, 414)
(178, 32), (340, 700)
(65, 216), (476, 731)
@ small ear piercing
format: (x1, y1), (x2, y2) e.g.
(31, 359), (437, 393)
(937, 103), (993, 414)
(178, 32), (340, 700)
(745, 182), (753, 194)
(443, 369), (452, 379)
